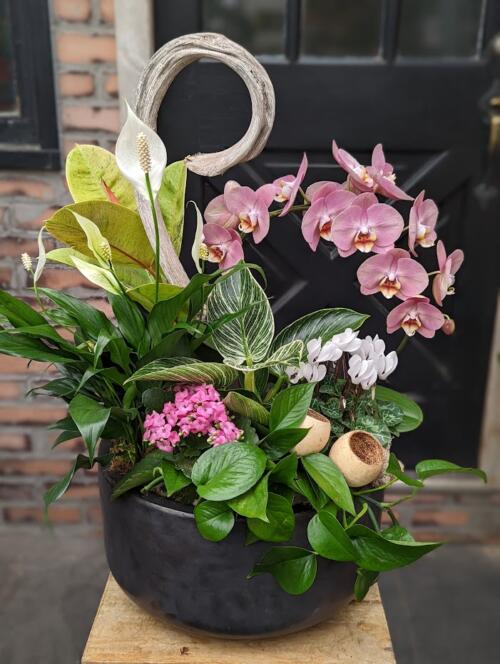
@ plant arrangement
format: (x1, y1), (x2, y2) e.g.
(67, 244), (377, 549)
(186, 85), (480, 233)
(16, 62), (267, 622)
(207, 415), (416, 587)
(2, 105), (484, 601)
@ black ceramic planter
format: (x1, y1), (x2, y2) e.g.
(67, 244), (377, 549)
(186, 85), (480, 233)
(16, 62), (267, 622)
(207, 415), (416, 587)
(98, 467), (364, 639)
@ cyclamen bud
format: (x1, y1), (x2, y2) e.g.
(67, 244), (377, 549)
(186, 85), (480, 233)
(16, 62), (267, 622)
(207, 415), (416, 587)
(441, 317), (456, 335)
(21, 253), (32, 272)
(136, 132), (152, 174)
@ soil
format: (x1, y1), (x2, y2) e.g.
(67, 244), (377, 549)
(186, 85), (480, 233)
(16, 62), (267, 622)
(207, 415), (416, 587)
(349, 431), (384, 465)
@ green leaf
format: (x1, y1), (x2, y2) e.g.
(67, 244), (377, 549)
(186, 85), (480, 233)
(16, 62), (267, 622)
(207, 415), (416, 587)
(225, 340), (305, 373)
(158, 161), (187, 256)
(307, 511), (356, 561)
(194, 500), (235, 542)
(354, 569), (379, 601)
(415, 459), (487, 483)
(272, 307), (368, 366)
(247, 492), (295, 542)
(65, 144), (136, 208)
(109, 294), (146, 350)
(228, 474), (269, 520)
(269, 383), (315, 431)
(206, 267), (274, 366)
(39, 288), (113, 339)
(141, 387), (168, 413)
(248, 546), (317, 595)
(224, 391), (270, 426)
(348, 524), (441, 572)
(71, 255), (121, 294)
(43, 454), (92, 508)
(111, 451), (169, 499)
(0, 290), (47, 328)
(0, 332), (75, 364)
(354, 414), (392, 447)
(71, 211), (112, 267)
(382, 526), (415, 542)
(126, 282), (183, 311)
(375, 386), (423, 433)
(270, 454), (298, 485)
(68, 394), (111, 464)
(291, 472), (330, 512)
(125, 358), (238, 390)
(261, 427), (308, 461)
(378, 401), (404, 429)
(302, 454), (355, 515)
(386, 453), (424, 488)
(161, 460), (191, 497)
(191, 442), (267, 501)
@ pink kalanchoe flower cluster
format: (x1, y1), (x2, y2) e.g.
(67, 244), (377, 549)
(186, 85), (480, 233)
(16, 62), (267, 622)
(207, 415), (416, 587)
(143, 384), (242, 453)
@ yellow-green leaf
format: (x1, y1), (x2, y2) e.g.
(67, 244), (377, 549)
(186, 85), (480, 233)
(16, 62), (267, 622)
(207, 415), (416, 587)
(158, 161), (187, 255)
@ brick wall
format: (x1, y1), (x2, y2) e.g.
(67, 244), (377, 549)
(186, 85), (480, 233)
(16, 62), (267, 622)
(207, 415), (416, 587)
(0, 0), (118, 530)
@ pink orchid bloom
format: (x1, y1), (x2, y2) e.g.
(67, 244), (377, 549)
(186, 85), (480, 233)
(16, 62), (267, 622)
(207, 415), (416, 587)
(305, 180), (344, 203)
(332, 141), (412, 201)
(432, 240), (464, 306)
(203, 180), (240, 229)
(357, 248), (429, 300)
(387, 296), (445, 338)
(331, 192), (404, 257)
(441, 317), (456, 335)
(274, 153), (308, 217)
(302, 189), (356, 251)
(224, 183), (276, 244)
(202, 224), (243, 269)
(408, 190), (439, 256)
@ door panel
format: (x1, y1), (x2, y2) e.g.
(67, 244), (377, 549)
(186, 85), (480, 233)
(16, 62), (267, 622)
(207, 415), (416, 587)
(154, 0), (500, 466)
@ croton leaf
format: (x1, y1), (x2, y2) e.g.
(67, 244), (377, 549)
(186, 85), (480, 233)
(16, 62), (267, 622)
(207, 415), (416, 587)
(125, 358), (238, 390)
(248, 546), (317, 595)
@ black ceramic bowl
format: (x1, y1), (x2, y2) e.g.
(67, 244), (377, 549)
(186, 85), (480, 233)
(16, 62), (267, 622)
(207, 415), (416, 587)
(99, 466), (364, 639)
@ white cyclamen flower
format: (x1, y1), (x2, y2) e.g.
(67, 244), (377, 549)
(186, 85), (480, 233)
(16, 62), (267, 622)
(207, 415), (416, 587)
(376, 350), (398, 380)
(348, 354), (379, 390)
(306, 338), (342, 364)
(115, 101), (167, 199)
(348, 335), (398, 389)
(330, 328), (362, 354)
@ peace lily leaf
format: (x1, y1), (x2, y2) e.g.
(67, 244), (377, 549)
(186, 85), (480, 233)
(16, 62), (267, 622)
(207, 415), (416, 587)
(307, 511), (356, 561)
(247, 492), (295, 542)
(248, 546), (317, 595)
(65, 144), (136, 208)
(269, 383), (315, 431)
(0, 332), (75, 365)
(348, 524), (441, 572)
(224, 391), (270, 426)
(302, 454), (355, 516)
(71, 256), (121, 294)
(415, 459), (487, 483)
(194, 501), (235, 542)
(68, 394), (111, 464)
(72, 211), (111, 267)
(375, 386), (423, 433)
(228, 474), (269, 520)
(272, 308), (369, 363)
(0, 290), (47, 328)
(111, 451), (169, 499)
(38, 288), (114, 338)
(189, 200), (204, 273)
(44, 454), (92, 509)
(33, 227), (46, 284)
(161, 460), (191, 497)
(109, 294), (146, 350)
(125, 358), (238, 390)
(116, 101), (166, 198)
(158, 161), (187, 256)
(126, 282), (183, 311)
(354, 569), (379, 601)
(191, 442), (267, 501)
(45, 201), (156, 274)
(386, 453), (424, 488)
(206, 267), (274, 366)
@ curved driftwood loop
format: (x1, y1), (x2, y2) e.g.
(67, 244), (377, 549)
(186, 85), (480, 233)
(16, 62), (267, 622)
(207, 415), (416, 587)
(135, 32), (275, 176)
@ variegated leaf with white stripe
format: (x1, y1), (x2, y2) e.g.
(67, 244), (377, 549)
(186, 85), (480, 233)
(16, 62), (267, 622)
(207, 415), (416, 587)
(125, 357), (238, 389)
(223, 340), (304, 373)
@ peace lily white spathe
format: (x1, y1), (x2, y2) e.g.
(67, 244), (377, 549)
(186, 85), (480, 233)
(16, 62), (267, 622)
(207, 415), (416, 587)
(115, 102), (167, 199)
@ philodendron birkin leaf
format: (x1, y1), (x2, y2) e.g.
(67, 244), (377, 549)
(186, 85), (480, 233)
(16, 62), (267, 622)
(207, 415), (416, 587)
(206, 267), (274, 366)
(125, 358), (238, 390)
(68, 394), (111, 464)
(224, 340), (304, 373)
(224, 391), (270, 426)
(248, 546), (317, 595)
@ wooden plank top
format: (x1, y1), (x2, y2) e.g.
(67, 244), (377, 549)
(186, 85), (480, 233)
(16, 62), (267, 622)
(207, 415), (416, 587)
(82, 575), (395, 664)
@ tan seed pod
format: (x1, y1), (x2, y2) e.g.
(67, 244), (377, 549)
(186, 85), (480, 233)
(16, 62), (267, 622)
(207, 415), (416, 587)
(329, 430), (386, 487)
(293, 409), (331, 457)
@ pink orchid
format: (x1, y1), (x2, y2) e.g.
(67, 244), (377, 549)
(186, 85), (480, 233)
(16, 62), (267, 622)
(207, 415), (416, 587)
(305, 181), (344, 203)
(332, 141), (412, 201)
(224, 183), (276, 244)
(387, 296), (445, 338)
(357, 248), (429, 300)
(274, 153), (308, 216)
(302, 189), (356, 251)
(408, 191), (439, 256)
(441, 317), (456, 335)
(204, 180), (240, 229)
(202, 224), (243, 269)
(432, 240), (464, 306)
(331, 193), (404, 257)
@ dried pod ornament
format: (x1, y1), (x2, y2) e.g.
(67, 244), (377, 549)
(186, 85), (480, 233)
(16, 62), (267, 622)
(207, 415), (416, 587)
(329, 430), (386, 487)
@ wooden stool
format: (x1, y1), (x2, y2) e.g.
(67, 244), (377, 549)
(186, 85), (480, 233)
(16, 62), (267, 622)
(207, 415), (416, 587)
(82, 575), (395, 664)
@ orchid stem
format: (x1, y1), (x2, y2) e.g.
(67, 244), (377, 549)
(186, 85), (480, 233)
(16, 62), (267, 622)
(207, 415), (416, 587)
(144, 172), (160, 304)
(270, 203), (309, 218)
(396, 334), (410, 354)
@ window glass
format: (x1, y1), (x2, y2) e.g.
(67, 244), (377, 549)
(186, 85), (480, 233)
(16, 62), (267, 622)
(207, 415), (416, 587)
(0, 2), (18, 113)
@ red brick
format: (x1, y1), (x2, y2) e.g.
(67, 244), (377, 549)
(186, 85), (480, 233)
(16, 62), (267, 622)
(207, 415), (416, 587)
(64, 483), (99, 500)
(0, 433), (30, 451)
(0, 267), (12, 287)
(0, 238), (44, 257)
(412, 510), (469, 527)
(0, 484), (34, 500)
(100, 0), (114, 23)
(38, 268), (99, 290)
(54, 0), (91, 22)
(87, 504), (102, 523)
(0, 458), (73, 476)
(57, 33), (116, 64)
(104, 72), (118, 97)
(63, 136), (98, 158)
(13, 206), (59, 230)
(4, 505), (81, 524)
(0, 405), (67, 425)
(0, 382), (23, 399)
(412, 493), (448, 505)
(0, 356), (55, 375)
(413, 531), (447, 543)
(59, 72), (94, 97)
(62, 106), (120, 133)
(0, 180), (54, 200)
(87, 298), (113, 318)
(51, 436), (85, 454)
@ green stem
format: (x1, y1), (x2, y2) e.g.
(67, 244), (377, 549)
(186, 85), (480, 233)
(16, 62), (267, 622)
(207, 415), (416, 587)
(140, 476), (162, 494)
(264, 374), (285, 403)
(144, 172), (161, 304)
(108, 261), (128, 298)
(270, 203), (309, 218)
(396, 334), (410, 354)
(244, 371), (256, 394)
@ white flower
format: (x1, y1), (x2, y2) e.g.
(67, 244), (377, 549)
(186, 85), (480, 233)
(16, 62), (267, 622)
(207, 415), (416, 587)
(358, 334), (386, 359)
(285, 360), (327, 384)
(376, 350), (398, 380)
(330, 328), (362, 354)
(348, 335), (398, 390)
(348, 354), (379, 390)
(115, 101), (167, 199)
(306, 338), (342, 364)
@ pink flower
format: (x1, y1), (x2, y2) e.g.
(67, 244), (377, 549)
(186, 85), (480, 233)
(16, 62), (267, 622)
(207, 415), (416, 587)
(331, 193), (404, 257)
(408, 191), (438, 256)
(432, 240), (464, 306)
(302, 189), (356, 251)
(305, 181), (344, 203)
(204, 181), (240, 229)
(202, 224), (243, 269)
(332, 141), (412, 201)
(224, 183), (276, 243)
(387, 296), (445, 338)
(357, 248), (429, 300)
(274, 153), (308, 216)
(441, 317), (456, 335)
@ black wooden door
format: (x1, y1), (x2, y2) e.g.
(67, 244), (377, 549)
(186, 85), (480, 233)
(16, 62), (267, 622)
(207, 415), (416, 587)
(154, 0), (500, 467)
